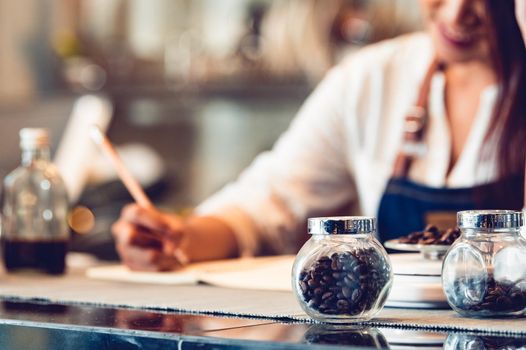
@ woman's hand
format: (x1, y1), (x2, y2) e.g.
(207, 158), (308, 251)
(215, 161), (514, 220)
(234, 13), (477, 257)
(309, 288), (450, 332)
(112, 204), (187, 271)
(112, 203), (241, 271)
(516, 0), (526, 43)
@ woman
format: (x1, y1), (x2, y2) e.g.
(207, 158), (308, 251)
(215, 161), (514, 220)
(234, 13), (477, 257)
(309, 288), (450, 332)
(112, 0), (526, 271)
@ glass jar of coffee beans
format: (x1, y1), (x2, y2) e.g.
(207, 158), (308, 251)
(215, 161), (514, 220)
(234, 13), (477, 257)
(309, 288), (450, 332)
(442, 210), (526, 318)
(292, 217), (392, 323)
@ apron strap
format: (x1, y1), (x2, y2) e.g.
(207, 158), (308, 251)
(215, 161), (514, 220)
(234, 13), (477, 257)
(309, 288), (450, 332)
(392, 59), (442, 178)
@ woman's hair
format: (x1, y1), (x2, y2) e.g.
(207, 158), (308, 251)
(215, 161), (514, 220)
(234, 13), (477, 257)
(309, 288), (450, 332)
(485, 0), (526, 181)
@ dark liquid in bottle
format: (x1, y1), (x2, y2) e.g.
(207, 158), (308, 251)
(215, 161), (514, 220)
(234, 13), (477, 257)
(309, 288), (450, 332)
(2, 240), (68, 275)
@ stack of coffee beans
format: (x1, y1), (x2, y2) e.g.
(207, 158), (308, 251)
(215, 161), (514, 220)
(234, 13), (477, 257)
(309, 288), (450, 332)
(446, 276), (526, 315)
(398, 225), (460, 245)
(298, 248), (391, 316)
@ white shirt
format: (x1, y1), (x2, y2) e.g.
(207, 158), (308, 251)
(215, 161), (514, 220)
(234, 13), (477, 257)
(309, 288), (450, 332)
(196, 33), (499, 256)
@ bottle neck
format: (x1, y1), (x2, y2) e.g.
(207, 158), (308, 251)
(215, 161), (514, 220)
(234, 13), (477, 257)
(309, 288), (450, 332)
(21, 146), (51, 166)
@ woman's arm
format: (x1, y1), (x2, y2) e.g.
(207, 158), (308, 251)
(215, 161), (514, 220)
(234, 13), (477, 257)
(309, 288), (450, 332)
(112, 65), (355, 271)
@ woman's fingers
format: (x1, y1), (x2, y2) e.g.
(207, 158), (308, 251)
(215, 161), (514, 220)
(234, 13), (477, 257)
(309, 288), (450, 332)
(121, 204), (185, 239)
(116, 244), (182, 271)
(121, 204), (168, 231)
(111, 220), (163, 249)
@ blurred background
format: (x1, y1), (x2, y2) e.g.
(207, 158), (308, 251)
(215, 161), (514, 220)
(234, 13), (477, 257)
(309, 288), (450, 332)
(0, 0), (422, 259)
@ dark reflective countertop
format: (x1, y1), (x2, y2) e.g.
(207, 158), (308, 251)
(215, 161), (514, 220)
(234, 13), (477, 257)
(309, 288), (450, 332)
(0, 300), (524, 349)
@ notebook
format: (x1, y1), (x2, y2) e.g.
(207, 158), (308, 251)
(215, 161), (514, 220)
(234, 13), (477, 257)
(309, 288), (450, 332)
(86, 255), (295, 292)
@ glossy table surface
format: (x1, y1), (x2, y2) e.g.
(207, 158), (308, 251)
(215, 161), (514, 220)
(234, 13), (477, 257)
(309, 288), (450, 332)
(0, 300), (524, 349)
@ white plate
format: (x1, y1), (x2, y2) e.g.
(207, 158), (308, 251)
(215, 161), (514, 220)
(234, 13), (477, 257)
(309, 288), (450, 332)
(385, 239), (451, 260)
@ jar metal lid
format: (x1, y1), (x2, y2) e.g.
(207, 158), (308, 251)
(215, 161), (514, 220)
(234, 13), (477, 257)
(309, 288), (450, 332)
(457, 210), (524, 229)
(308, 216), (376, 235)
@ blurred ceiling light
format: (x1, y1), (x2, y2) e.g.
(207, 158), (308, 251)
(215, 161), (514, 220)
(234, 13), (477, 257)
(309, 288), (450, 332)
(80, 64), (107, 91)
(68, 206), (95, 234)
(63, 57), (107, 91)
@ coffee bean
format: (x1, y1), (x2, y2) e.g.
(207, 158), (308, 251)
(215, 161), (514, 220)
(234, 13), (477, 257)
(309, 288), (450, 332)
(351, 265), (361, 275)
(337, 299), (349, 310)
(332, 272), (342, 279)
(299, 281), (308, 294)
(322, 292), (333, 301)
(318, 256), (331, 264)
(351, 289), (362, 303)
(308, 279), (318, 288)
(331, 257), (342, 270)
(322, 275), (333, 283)
(308, 300), (318, 308)
(510, 292), (525, 307)
(343, 275), (355, 286)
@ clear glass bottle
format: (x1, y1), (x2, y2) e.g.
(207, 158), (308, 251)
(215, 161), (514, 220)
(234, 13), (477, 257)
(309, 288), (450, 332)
(292, 217), (392, 323)
(442, 210), (526, 317)
(2, 128), (69, 274)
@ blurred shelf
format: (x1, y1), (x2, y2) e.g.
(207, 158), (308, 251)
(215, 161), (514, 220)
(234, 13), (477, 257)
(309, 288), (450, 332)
(106, 80), (312, 101)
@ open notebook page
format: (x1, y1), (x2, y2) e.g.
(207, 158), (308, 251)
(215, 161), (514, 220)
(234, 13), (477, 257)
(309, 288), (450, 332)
(86, 255), (295, 291)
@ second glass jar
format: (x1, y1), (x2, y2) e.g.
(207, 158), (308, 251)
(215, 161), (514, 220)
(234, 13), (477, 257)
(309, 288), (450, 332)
(292, 216), (393, 323)
(442, 210), (526, 318)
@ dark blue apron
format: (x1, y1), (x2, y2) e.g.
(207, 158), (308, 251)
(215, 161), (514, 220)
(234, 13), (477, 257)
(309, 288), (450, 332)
(375, 59), (523, 242)
(376, 176), (523, 242)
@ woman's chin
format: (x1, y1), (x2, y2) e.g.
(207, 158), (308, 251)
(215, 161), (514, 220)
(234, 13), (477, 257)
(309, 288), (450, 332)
(430, 27), (487, 66)
(434, 44), (485, 66)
